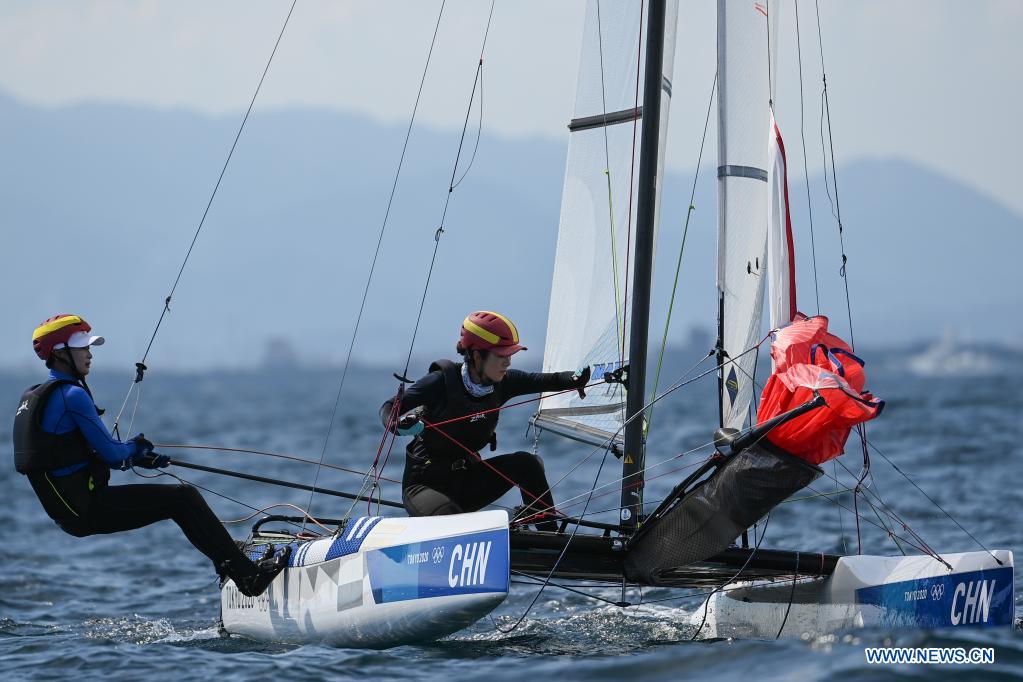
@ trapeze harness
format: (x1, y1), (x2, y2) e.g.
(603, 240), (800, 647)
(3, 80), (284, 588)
(13, 378), (111, 521)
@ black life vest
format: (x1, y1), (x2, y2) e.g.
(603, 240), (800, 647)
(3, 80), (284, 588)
(13, 380), (94, 474)
(417, 359), (503, 459)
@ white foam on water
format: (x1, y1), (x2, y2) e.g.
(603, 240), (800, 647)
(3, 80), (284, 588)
(81, 615), (220, 645)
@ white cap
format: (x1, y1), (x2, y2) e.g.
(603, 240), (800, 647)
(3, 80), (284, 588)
(54, 330), (105, 351)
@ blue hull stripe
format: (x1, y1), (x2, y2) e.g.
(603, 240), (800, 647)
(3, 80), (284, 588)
(856, 566), (1013, 628)
(366, 529), (510, 605)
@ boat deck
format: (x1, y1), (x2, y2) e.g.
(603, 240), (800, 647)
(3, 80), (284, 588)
(510, 529), (840, 589)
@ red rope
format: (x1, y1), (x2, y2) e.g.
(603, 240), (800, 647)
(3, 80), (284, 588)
(422, 417), (558, 514)
(366, 384), (404, 513)
(424, 381), (604, 429)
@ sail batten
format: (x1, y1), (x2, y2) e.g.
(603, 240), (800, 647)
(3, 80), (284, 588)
(568, 107), (643, 132)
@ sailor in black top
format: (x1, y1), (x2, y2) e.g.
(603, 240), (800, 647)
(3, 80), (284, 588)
(380, 311), (589, 531)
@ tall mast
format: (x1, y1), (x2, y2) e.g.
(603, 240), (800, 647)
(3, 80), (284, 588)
(620, 0), (667, 531)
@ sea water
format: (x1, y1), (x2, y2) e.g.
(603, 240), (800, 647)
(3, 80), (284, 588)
(0, 362), (1020, 680)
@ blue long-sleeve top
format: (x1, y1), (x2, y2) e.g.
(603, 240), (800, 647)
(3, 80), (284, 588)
(41, 369), (141, 476)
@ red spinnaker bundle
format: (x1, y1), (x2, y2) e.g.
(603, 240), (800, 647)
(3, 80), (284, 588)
(756, 314), (884, 464)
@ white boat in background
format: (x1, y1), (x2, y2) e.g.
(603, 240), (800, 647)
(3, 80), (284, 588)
(908, 329), (998, 377)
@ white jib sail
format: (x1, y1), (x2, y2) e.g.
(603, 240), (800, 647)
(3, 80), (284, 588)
(716, 0), (778, 430)
(767, 109), (797, 331)
(537, 0), (679, 448)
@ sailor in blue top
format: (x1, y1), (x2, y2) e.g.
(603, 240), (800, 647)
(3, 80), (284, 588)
(41, 367), (143, 475)
(13, 314), (289, 597)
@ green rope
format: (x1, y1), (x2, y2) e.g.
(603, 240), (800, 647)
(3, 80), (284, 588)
(646, 72), (717, 435)
(606, 169), (625, 358)
(595, 1), (626, 362)
(781, 487), (853, 504)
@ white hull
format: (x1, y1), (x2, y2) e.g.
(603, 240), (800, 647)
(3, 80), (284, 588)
(221, 510), (510, 648)
(694, 549), (1014, 638)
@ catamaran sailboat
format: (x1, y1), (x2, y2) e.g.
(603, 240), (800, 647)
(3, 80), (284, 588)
(219, 0), (1013, 647)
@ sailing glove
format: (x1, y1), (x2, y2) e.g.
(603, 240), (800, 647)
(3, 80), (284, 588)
(133, 452), (171, 469)
(131, 433), (155, 455)
(396, 412), (425, 437)
(118, 434), (156, 469)
(572, 365), (591, 399)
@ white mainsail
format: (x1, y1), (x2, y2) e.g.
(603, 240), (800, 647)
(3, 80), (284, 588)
(716, 0), (778, 430)
(537, 0), (678, 448)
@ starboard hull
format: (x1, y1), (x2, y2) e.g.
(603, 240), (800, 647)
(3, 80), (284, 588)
(695, 549), (1014, 638)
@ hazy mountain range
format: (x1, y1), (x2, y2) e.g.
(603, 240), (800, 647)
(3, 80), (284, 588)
(2, 91), (1020, 374)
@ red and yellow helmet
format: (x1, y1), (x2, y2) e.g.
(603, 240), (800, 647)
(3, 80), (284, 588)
(32, 314), (104, 362)
(459, 311), (526, 357)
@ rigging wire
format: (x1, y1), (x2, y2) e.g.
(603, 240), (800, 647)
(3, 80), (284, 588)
(131, 468), (324, 538)
(793, 0), (822, 314)
(646, 71), (718, 433)
(829, 458), (942, 561)
(304, 0), (448, 532)
(112, 0), (299, 435)
(510, 571), (625, 608)
(329, 2), (497, 527)
(864, 438), (1004, 564)
(518, 352), (750, 522)
(619, 0), (646, 363)
(553, 454), (716, 517)
(154, 443), (402, 484)
(494, 449), (613, 634)
(399, 0), (497, 379)
(688, 513), (772, 640)
(803, 483), (948, 566)
(595, 0), (626, 369)
(795, 0), (866, 553)
(219, 502), (336, 534)
(775, 552), (799, 639)
(335, 382), (402, 526)
(812, 0), (855, 350)
(512, 342), (770, 523)
(450, 59), (485, 190)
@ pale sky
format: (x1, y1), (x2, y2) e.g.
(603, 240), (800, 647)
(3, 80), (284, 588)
(1, 0), (1021, 215)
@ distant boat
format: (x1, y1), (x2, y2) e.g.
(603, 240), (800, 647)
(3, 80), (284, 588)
(908, 330), (998, 377)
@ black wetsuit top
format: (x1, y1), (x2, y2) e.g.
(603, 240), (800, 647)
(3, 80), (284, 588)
(380, 361), (577, 521)
(380, 361), (577, 463)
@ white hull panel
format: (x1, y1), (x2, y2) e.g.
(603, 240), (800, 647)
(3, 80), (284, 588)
(695, 550), (1014, 638)
(222, 511), (510, 648)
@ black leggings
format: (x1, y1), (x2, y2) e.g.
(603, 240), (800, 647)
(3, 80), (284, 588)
(403, 451), (556, 529)
(57, 483), (256, 576)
